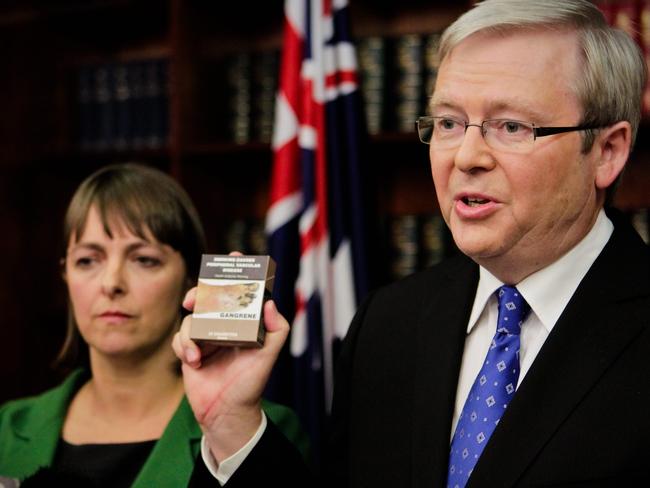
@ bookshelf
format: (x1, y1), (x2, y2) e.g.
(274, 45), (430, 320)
(1, 0), (649, 404)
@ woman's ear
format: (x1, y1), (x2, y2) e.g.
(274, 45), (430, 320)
(593, 120), (632, 191)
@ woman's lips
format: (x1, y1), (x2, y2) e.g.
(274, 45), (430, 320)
(98, 311), (134, 324)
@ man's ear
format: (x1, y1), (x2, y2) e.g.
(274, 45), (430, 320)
(593, 120), (632, 190)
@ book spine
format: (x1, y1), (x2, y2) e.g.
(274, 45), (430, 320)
(393, 34), (424, 133)
(94, 63), (115, 151)
(423, 33), (442, 110)
(419, 213), (446, 268)
(253, 50), (279, 144)
(112, 62), (132, 151)
(77, 64), (97, 151)
(389, 214), (419, 280)
(144, 59), (166, 149)
(358, 36), (387, 135)
(228, 53), (253, 144)
(129, 61), (146, 150)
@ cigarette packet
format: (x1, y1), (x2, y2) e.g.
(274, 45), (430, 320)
(190, 254), (275, 347)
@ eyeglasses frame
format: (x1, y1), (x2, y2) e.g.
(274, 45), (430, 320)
(415, 115), (601, 146)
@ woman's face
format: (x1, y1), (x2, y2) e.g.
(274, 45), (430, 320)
(64, 205), (188, 361)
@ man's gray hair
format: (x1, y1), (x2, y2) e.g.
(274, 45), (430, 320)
(439, 0), (647, 152)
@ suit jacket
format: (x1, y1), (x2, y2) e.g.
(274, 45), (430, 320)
(0, 369), (309, 486)
(220, 210), (650, 488)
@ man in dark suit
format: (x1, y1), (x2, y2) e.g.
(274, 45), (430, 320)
(174, 0), (650, 486)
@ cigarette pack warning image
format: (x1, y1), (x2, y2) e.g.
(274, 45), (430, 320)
(191, 254), (275, 347)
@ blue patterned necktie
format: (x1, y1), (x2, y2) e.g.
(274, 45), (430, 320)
(447, 285), (531, 488)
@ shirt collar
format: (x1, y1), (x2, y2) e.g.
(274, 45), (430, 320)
(467, 209), (613, 333)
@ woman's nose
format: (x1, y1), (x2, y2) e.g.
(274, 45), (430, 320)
(100, 259), (127, 297)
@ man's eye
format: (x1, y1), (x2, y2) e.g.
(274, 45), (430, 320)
(438, 118), (460, 130)
(503, 121), (521, 134)
(502, 121), (525, 133)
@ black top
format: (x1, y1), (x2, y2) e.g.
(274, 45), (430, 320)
(23, 438), (157, 487)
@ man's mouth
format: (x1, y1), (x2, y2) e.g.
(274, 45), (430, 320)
(462, 197), (491, 207)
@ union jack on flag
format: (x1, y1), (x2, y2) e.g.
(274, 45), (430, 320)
(265, 0), (369, 460)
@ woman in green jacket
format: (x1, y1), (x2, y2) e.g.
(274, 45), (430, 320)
(0, 164), (308, 486)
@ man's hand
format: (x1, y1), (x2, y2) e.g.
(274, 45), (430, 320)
(172, 287), (290, 464)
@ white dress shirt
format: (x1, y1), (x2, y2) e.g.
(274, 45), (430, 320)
(450, 209), (613, 436)
(201, 412), (267, 484)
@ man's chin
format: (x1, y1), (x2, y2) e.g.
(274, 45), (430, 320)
(451, 231), (501, 260)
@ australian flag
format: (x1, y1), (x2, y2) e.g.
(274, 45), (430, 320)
(265, 0), (369, 463)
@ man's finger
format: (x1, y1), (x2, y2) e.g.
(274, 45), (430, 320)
(183, 287), (197, 311)
(175, 314), (202, 367)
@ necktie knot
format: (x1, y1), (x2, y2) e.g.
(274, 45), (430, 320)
(496, 285), (530, 336)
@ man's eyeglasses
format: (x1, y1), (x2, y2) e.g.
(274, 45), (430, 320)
(415, 116), (600, 153)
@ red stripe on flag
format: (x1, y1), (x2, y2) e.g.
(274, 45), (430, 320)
(325, 69), (358, 89)
(300, 215), (326, 252)
(301, 78), (316, 127)
(270, 138), (301, 204)
(323, 0), (332, 17)
(279, 17), (304, 117)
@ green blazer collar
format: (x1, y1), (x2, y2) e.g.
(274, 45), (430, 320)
(9, 369), (88, 476)
(132, 395), (202, 487)
(8, 369), (202, 485)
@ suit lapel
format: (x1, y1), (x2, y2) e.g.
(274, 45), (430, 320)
(412, 256), (479, 488)
(468, 220), (650, 487)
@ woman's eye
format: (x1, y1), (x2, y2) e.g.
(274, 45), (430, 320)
(134, 256), (162, 267)
(74, 256), (96, 268)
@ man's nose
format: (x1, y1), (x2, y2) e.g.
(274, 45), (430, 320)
(453, 123), (496, 173)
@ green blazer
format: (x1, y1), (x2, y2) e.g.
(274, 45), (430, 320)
(0, 369), (309, 486)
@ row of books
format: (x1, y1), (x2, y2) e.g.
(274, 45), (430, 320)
(595, 0), (650, 114)
(76, 58), (169, 152)
(69, 3), (650, 151)
(225, 50), (279, 145)
(358, 33), (441, 135)
(220, 33), (441, 144)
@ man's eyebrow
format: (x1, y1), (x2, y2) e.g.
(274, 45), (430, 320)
(428, 98), (549, 123)
(428, 99), (462, 114)
(484, 100), (548, 122)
